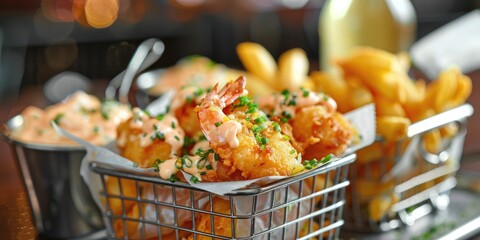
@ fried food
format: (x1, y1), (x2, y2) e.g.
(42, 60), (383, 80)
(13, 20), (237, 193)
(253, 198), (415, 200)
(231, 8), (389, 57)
(148, 55), (228, 96)
(259, 88), (356, 160)
(191, 197), (232, 240)
(169, 85), (209, 139)
(195, 76), (305, 180)
(104, 177), (137, 215)
(117, 108), (185, 168)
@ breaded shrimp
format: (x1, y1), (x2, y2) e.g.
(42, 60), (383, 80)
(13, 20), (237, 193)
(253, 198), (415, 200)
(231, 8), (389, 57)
(117, 108), (185, 168)
(195, 76), (304, 180)
(259, 89), (356, 159)
(169, 85), (210, 139)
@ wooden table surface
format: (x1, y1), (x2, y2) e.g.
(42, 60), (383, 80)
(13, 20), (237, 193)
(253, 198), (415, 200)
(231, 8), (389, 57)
(0, 73), (479, 239)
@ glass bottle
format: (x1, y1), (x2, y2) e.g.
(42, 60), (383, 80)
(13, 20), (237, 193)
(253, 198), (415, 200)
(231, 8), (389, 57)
(319, 0), (417, 72)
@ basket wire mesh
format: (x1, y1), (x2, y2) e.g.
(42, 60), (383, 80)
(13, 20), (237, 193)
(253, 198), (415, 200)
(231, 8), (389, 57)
(344, 104), (474, 232)
(90, 154), (356, 239)
(93, 54), (367, 238)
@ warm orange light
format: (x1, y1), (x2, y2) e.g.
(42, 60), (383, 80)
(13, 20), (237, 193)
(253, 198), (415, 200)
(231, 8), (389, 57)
(72, 0), (89, 27)
(84, 0), (119, 28)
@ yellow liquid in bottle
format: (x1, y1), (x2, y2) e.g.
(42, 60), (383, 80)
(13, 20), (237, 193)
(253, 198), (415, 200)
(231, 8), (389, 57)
(319, 0), (416, 72)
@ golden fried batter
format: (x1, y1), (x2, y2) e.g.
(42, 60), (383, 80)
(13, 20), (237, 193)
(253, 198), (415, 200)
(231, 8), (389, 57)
(196, 76), (304, 181)
(116, 108), (185, 168)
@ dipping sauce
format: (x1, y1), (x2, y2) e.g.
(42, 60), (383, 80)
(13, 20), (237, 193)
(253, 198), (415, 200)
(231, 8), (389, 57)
(11, 91), (132, 146)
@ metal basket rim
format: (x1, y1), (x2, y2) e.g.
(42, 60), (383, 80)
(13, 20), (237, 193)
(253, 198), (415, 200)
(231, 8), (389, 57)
(90, 154), (356, 196)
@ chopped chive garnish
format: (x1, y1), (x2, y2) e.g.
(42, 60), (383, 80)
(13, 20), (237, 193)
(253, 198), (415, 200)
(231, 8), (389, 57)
(152, 159), (165, 172)
(182, 156), (193, 167)
(272, 122), (281, 132)
(215, 121), (222, 127)
(171, 121), (176, 129)
(53, 113), (64, 124)
(190, 176), (199, 183)
(252, 124), (266, 133)
(156, 114), (165, 120)
(290, 150), (295, 154)
(169, 174), (179, 182)
(254, 116), (267, 124)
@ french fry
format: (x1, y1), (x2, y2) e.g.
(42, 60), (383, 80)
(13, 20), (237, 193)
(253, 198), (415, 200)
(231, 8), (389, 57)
(277, 48), (309, 90)
(300, 76), (315, 91)
(449, 75), (472, 108)
(439, 123), (459, 139)
(369, 192), (399, 222)
(236, 42), (277, 87)
(376, 116), (411, 141)
(310, 71), (350, 112)
(113, 204), (140, 238)
(356, 143), (383, 165)
(423, 129), (442, 154)
(105, 177), (137, 215)
(337, 47), (397, 72)
(226, 69), (275, 97)
(348, 82), (374, 110)
(375, 97), (406, 117)
(432, 67), (459, 112)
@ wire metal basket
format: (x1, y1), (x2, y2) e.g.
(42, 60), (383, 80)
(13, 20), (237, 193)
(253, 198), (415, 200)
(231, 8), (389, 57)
(89, 154), (356, 239)
(344, 104), (474, 232)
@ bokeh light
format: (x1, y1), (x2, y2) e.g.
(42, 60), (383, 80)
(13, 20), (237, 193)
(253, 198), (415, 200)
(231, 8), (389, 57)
(34, 9), (74, 42)
(41, 0), (76, 22)
(44, 39), (78, 70)
(84, 0), (119, 28)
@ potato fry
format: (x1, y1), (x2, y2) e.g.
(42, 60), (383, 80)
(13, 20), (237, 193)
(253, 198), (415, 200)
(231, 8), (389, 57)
(432, 67), (459, 112)
(449, 75), (472, 108)
(236, 42), (277, 87)
(226, 69), (275, 97)
(310, 71), (350, 112)
(423, 129), (442, 154)
(348, 82), (374, 110)
(376, 116), (411, 141)
(113, 204), (140, 238)
(300, 76), (315, 91)
(277, 48), (309, 90)
(336, 47), (397, 72)
(439, 123), (459, 139)
(375, 97), (406, 117)
(105, 177), (137, 215)
(356, 143), (383, 165)
(369, 192), (399, 222)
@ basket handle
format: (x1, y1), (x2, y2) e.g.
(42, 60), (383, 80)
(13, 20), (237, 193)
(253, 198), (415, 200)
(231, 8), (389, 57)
(105, 38), (165, 103)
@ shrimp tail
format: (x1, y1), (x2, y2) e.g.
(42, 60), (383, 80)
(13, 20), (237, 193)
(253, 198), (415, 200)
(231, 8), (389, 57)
(196, 76), (246, 143)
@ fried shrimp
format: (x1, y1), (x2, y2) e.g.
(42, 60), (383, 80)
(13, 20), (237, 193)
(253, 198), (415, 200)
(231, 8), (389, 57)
(259, 88), (356, 159)
(195, 76), (304, 180)
(169, 85), (210, 139)
(117, 108), (185, 168)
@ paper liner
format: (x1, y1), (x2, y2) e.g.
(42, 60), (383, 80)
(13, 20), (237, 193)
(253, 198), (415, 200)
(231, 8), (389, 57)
(53, 103), (374, 239)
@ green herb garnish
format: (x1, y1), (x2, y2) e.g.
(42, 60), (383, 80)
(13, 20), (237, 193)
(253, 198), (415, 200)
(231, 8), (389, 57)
(190, 176), (200, 183)
(53, 113), (64, 124)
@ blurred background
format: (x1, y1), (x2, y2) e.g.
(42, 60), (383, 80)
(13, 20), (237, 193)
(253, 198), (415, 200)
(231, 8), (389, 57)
(0, 0), (478, 101)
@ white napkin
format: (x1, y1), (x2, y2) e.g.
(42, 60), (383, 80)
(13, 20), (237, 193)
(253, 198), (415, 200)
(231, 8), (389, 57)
(411, 10), (480, 79)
